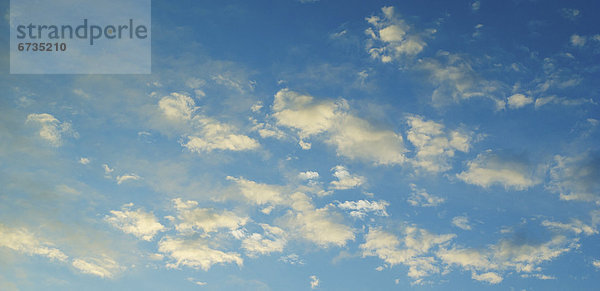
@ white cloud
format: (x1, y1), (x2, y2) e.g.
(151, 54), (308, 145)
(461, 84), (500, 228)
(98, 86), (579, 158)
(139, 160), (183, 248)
(0, 224), (68, 262)
(172, 198), (248, 233)
(158, 93), (196, 122)
(471, 271), (503, 284)
(283, 193), (355, 247)
(279, 254), (304, 265)
(272, 89), (406, 165)
(182, 118), (260, 152)
(507, 94), (534, 109)
(157, 92), (260, 153)
(72, 256), (123, 278)
(438, 235), (578, 279)
(187, 277), (208, 286)
(471, 1), (481, 12)
(548, 153), (600, 202)
(310, 275), (319, 289)
(365, 6), (427, 63)
(360, 227), (455, 281)
(329, 166), (365, 190)
(105, 204), (165, 241)
(534, 95), (595, 108)
(452, 216), (472, 230)
(227, 176), (284, 205)
(116, 174), (141, 185)
(298, 171), (319, 181)
(241, 224), (286, 257)
(102, 164), (114, 175)
(158, 236), (243, 270)
(593, 260), (600, 269)
(520, 273), (556, 280)
(79, 157), (90, 165)
(407, 184), (445, 207)
(457, 150), (540, 190)
(570, 34), (586, 47)
(542, 219), (597, 236)
(26, 113), (77, 146)
(336, 200), (389, 219)
(419, 53), (505, 109)
(406, 115), (472, 173)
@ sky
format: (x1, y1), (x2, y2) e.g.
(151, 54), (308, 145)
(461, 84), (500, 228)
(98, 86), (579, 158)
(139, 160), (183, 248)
(1, 0), (600, 290)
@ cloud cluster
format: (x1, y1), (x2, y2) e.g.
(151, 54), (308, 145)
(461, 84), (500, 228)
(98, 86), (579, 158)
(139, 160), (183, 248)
(157, 92), (259, 153)
(272, 89), (407, 165)
(365, 6), (428, 63)
(26, 113), (77, 146)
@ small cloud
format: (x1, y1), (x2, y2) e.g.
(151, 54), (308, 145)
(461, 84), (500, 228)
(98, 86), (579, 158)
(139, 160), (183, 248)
(452, 216), (472, 230)
(79, 157), (90, 165)
(407, 184), (445, 207)
(570, 34), (586, 47)
(471, 1), (481, 12)
(102, 164), (114, 175)
(298, 171), (319, 180)
(336, 200), (389, 219)
(72, 256), (123, 278)
(309, 275), (320, 289)
(26, 113), (77, 147)
(330, 166), (365, 190)
(116, 174), (141, 185)
(471, 271), (502, 284)
(508, 94), (533, 109)
(187, 277), (207, 286)
(560, 8), (581, 20)
(593, 260), (600, 269)
(279, 254), (305, 265)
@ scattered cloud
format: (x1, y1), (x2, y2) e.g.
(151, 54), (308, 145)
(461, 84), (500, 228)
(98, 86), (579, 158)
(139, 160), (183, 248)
(105, 203), (165, 241)
(407, 184), (445, 207)
(0, 224), (68, 262)
(542, 219), (596, 236)
(309, 275), (320, 289)
(172, 198), (248, 234)
(25, 113), (77, 146)
(116, 174), (141, 185)
(508, 94), (534, 109)
(227, 176), (284, 205)
(79, 157), (90, 165)
(298, 171), (319, 181)
(471, 271), (502, 284)
(158, 236), (243, 270)
(560, 8), (580, 21)
(72, 256), (123, 278)
(471, 1), (481, 12)
(279, 254), (305, 265)
(283, 193), (355, 247)
(360, 227), (455, 282)
(457, 150), (541, 190)
(272, 89), (406, 165)
(406, 115), (472, 173)
(365, 6), (427, 63)
(548, 152), (600, 202)
(452, 216), (472, 230)
(570, 34), (586, 47)
(418, 52), (505, 109)
(241, 224), (287, 258)
(329, 166), (365, 190)
(336, 200), (389, 219)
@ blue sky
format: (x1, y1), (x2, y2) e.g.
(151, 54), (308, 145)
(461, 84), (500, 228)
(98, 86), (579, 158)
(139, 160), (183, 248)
(1, 0), (600, 290)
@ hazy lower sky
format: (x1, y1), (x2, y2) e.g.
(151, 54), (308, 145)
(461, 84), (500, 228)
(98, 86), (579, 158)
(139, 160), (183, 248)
(1, 0), (600, 290)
